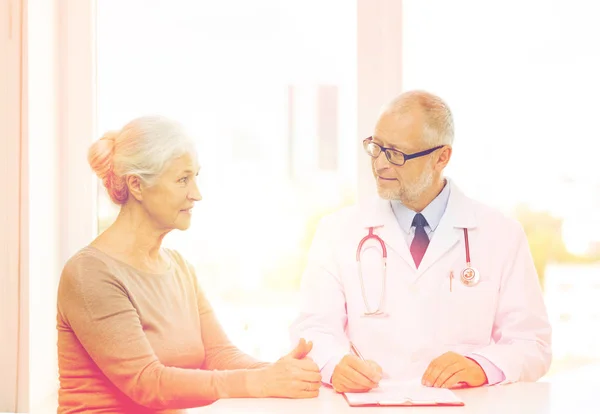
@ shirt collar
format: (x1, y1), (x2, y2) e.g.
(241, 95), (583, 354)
(391, 180), (451, 233)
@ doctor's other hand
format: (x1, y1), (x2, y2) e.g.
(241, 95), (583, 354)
(421, 352), (487, 388)
(331, 355), (383, 393)
(247, 338), (322, 399)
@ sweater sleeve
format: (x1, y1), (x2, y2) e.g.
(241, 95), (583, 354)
(181, 257), (270, 370)
(57, 256), (255, 410)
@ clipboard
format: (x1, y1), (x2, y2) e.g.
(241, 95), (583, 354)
(343, 380), (465, 407)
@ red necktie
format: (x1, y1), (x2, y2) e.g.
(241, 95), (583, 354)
(410, 213), (429, 268)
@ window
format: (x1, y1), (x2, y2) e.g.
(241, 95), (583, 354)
(96, 0), (357, 361)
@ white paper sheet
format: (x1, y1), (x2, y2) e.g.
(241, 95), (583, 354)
(344, 380), (464, 406)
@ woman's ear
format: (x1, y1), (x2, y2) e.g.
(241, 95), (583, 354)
(126, 175), (144, 202)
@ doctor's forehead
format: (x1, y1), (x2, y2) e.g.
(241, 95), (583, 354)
(373, 110), (427, 150)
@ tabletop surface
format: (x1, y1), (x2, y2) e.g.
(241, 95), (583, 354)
(191, 380), (598, 414)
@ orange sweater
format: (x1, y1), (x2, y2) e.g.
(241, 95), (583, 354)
(56, 246), (267, 413)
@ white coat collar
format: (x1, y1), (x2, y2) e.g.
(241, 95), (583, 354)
(358, 179), (478, 275)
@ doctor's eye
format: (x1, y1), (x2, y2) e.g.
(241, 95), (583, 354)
(386, 149), (405, 164)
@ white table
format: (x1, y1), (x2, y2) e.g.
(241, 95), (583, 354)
(193, 381), (598, 414)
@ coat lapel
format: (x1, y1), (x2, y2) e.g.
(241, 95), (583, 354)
(359, 180), (478, 277)
(416, 181), (477, 276)
(359, 197), (415, 270)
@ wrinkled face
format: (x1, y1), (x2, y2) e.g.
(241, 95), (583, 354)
(141, 153), (201, 231)
(370, 110), (439, 204)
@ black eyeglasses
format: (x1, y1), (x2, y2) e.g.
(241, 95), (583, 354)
(363, 137), (444, 166)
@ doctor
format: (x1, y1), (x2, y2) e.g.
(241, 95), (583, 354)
(290, 90), (552, 393)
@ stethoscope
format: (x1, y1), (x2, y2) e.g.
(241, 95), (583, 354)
(356, 227), (480, 317)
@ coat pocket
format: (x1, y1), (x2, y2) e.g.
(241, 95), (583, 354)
(436, 284), (497, 345)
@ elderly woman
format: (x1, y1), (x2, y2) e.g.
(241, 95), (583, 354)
(56, 116), (321, 413)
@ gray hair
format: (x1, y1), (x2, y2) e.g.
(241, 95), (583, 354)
(88, 115), (196, 204)
(381, 90), (454, 146)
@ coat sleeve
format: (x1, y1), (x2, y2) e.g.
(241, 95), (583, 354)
(470, 225), (552, 383)
(289, 214), (350, 384)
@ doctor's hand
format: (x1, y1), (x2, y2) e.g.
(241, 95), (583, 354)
(421, 352), (487, 388)
(247, 338), (322, 399)
(331, 355), (383, 393)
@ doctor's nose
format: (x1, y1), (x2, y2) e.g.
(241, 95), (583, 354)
(373, 150), (393, 171)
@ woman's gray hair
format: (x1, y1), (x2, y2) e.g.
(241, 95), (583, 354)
(88, 115), (196, 204)
(381, 90), (454, 147)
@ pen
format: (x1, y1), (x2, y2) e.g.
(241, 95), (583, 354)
(350, 341), (389, 380)
(349, 341), (365, 361)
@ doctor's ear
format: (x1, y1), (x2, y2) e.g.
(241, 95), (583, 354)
(434, 146), (452, 170)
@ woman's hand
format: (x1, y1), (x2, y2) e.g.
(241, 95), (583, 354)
(247, 339), (322, 398)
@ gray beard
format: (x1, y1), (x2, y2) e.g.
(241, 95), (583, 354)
(377, 170), (433, 203)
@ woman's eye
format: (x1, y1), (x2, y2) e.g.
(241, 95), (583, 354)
(179, 177), (188, 184)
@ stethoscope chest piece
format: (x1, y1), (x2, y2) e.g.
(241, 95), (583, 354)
(459, 228), (479, 287)
(460, 266), (480, 287)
